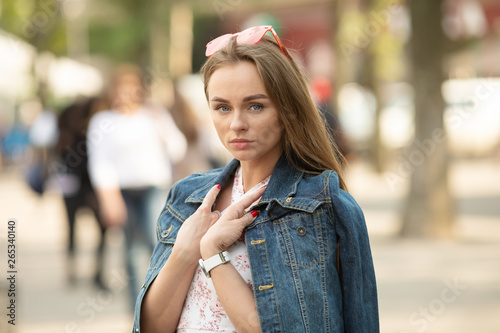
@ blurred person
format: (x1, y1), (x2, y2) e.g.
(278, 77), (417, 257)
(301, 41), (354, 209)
(0, 116), (4, 171)
(134, 26), (378, 332)
(26, 107), (58, 195)
(1, 116), (30, 167)
(55, 97), (108, 289)
(312, 77), (354, 166)
(86, 64), (187, 309)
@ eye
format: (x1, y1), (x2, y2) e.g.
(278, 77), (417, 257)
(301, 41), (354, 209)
(215, 105), (231, 112)
(249, 104), (263, 111)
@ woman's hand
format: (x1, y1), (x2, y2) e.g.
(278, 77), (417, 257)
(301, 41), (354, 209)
(200, 186), (266, 259)
(141, 184), (265, 333)
(171, 184), (222, 262)
(141, 184), (222, 333)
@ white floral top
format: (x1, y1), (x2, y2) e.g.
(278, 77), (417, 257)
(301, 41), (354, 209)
(176, 166), (270, 332)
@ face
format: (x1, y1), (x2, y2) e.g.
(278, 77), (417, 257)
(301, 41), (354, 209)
(207, 61), (284, 166)
(110, 73), (143, 109)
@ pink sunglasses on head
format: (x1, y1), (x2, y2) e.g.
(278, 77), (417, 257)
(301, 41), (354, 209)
(205, 25), (287, 57)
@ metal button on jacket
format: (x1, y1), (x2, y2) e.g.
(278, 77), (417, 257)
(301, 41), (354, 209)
(297, 226), (306, 236)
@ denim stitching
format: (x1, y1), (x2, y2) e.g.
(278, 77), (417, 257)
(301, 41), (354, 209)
(315, 207), (331, 332)
(185, 181), (214, 203)
(258, 223), (283, 331)
(158, 206), (186, 244)
(273, 209), (329, 267)
(320, 257), (330, 332)
(287, 238), (309, 332)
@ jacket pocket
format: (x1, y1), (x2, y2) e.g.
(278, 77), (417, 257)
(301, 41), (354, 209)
(156, 206), (183, 244)
(273, 205), (329, 267)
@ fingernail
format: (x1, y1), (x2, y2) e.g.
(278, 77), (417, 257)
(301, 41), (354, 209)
(216, 184), (221, 189)
(250, 210), (258, 217)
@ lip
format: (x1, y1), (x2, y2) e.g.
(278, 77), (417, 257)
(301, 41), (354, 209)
(229, 138), (253, 149)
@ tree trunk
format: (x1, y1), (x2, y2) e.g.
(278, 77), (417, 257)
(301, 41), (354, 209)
(400, 0), (454, 238)
(149, 0), (172, 104)
(360, 0), (385, 173)
(169, 0), (193, 79)
(332, 0), (350, 115)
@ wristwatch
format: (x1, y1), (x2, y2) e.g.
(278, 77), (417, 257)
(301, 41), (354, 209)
(199, 251), (231, 277)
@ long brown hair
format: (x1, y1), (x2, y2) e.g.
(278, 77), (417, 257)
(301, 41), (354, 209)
(200, 35), (348, 191)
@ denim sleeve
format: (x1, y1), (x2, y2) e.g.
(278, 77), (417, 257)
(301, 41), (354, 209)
(328, 171), (380, 332)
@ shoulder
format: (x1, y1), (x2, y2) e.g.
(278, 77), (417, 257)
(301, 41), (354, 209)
(165, 168), (224, 204)
(302, 170), (347, 197)
(89, 110), (117, 121)
(156, 167), (224, 225)
(176, 168), (223, 188)
(295, 169), (341, 197)
(88, 110), (118, 130)
(320, 170), (366, 224)
(298, 170), (363, 215)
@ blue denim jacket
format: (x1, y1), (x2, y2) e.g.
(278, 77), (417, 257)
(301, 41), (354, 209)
(133, 155), (379, 332)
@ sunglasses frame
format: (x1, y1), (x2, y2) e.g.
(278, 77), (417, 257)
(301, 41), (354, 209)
(205, 25), (287, 57)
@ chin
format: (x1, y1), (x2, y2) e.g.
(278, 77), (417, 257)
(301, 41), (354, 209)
(228, 149), (256, 162)
(231, 153), (254, 162)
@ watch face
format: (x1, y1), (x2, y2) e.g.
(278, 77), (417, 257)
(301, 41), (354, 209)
(199, 258), (210, 277)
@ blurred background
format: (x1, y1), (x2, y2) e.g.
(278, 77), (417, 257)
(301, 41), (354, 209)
(0, 0), (499, 332)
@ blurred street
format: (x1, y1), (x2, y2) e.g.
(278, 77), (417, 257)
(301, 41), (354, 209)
(349, 157), (500, 333)
(1, 0), (500, 332)
(1, 157), (500, 333)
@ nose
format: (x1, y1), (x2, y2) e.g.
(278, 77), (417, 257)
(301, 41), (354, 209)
(229, 110), (248, 132)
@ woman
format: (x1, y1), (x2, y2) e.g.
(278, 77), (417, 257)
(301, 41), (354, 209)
(87, 64), (187, 308)
(133, 26), (378, 332)
(56, 97), (107, 289)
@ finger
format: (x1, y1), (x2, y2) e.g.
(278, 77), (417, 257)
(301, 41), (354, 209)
(237, 210), (259, 227)
(209, 210), (221, 227)
(232, 185), (266, 213)
(200, 184), (222, 211)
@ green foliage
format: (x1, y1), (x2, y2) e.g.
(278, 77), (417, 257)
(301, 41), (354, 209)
(89, 15), (150, 64)
(0, 0), (66, 56)
(87, 0), (153, 64)
(0, 0), (156, 64)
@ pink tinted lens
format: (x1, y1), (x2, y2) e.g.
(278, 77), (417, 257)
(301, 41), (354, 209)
(236, 26), (271, 45)
(206, 33), (233, 56)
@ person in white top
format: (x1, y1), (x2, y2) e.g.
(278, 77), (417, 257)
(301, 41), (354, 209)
(87, 64), (187, 308)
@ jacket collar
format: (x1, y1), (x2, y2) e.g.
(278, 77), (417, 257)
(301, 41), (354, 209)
(260, 154), (303, 202)
(186, 154), (303, 204)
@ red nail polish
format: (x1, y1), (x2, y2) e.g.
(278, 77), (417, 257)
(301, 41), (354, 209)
(251, 210), (258, 217)
(216, 184), (221, 189)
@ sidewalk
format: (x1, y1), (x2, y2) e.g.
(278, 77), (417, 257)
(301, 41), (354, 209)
(0, 170), (134, 333)
(349, 158), (500, 333)
(1, 158), (499, 333)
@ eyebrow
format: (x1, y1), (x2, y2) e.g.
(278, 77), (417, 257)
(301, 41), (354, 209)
(210, 94), (269, 103)
(243, 94), (268, 102)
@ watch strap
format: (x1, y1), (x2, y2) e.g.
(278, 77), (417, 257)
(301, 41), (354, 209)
(199, 251), (231, 277)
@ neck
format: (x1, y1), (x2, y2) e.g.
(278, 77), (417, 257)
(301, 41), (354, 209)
(117, 103), (141, 114)
(239, 154), (280, 192)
